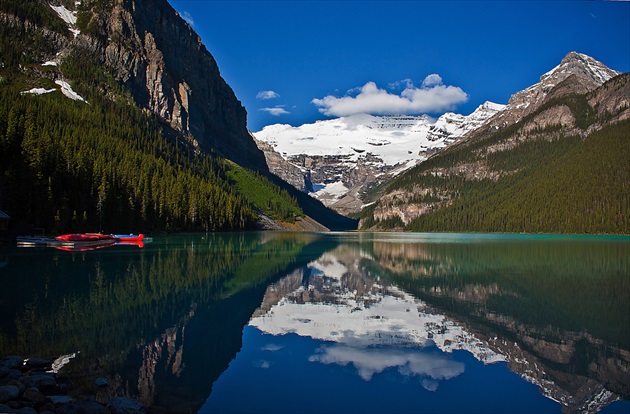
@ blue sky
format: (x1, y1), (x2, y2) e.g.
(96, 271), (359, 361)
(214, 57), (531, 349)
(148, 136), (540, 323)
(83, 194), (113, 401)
(168, 1), (630, 132)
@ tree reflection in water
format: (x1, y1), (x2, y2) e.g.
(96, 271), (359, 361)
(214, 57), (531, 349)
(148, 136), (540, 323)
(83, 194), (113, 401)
(1, 233), (628, 413)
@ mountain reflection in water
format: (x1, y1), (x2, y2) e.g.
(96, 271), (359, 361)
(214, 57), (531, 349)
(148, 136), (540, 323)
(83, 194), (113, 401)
(205, 233), (629, 414)
(1, 233), (628, 413)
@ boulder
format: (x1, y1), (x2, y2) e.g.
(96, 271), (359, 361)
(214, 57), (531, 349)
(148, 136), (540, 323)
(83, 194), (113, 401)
(25, 358), (52, 369)
(12, 407), (37, 414)
(18, 374), (56, 391)
(5, 369), (22, 381)
(74, 399), (110, 414)
(0, 356), (24, 370)
(5, 379), (25, 395)
(48, 395), (75, 405)
(22, 388), (48, 404)
(106, 397), (145, 414)
(94, 377), (109, 387)
(0, 385), (20, 403)
(0, 365), (22, 385)
(38, 402), (56, 413)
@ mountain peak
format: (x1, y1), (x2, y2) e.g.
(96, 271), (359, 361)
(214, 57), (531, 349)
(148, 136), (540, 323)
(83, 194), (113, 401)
(499, 52), (620, 120)
(541, 51), (620, 85)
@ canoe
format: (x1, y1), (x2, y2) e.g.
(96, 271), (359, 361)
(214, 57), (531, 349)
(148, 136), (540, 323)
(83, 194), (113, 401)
(112, 234), (145, 242)
(53, 239), (116, 252)
(55, 233), (115, 242)
(115, 240), (145, 248)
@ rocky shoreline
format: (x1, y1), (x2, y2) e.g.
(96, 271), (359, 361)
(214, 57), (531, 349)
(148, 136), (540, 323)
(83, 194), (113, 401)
(0, 355), (145, 414)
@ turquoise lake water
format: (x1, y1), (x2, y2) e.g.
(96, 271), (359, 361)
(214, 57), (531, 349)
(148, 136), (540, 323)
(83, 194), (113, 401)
(1, 232), (628, 413)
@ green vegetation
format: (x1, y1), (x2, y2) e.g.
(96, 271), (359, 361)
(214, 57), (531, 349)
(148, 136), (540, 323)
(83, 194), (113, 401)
(75, 0), (115, 40)
(227, 163), (302, 222)
(0, 81), (254, 232)
(0, 30), (308, 233)
(0, 233), (323, 357)
(361, 80), (630, 234)
(0, 0), (70, 37)
(404, 122), (629, 233)
(0, 2), (307, 233)
(362, 238), (630, 347)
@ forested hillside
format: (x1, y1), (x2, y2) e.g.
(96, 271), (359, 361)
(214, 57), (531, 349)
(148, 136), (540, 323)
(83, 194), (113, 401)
(0, 0), (306, 233)
(0, 0), (366, 234)
(360, 72), (630, 234)
(0, 78), (303, 232)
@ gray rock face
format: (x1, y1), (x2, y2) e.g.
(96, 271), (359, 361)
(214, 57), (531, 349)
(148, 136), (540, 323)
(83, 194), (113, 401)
(485, 52), (620, 131)
(255, 106), (504, 215)
(255, 137), (311, 191)
(588, 72), (630, 125)
(95, 0), (268, 171)
(2, 1), (268, 172)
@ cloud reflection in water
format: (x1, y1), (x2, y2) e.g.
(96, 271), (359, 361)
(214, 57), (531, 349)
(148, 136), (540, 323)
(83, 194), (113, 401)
(309, 343), (464, 389)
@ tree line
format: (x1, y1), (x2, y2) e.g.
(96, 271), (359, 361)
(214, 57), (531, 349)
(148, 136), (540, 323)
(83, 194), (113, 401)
(360, 86), (630, 234)
(0, 65), (302, 233)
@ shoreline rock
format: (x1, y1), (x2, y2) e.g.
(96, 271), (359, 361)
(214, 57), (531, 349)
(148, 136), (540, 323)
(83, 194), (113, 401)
(0, 355), (145, 414)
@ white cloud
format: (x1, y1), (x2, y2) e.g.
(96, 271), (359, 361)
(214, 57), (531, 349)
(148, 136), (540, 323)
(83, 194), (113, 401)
(256, 90), (280, 100)
(309, 344), (465, 383)
(253, 360), (271, 369)
(421, 74), (443, 88)
(180, 11), (194, 27)
(261, 344), (283, 352)
(312, 74), (468, 117)
(259, 106), (290, 116)
(388, 78), (414, 90)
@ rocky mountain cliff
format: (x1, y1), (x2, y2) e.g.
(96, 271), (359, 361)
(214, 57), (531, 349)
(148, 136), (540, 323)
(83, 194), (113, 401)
(3, 0), (267, 171)
(491, 52), (620, 128)
(99, 0), (267, 171)
(255, 103), (504, 215)
(360, 52), (629, 234)
(1, 0), (356, 232)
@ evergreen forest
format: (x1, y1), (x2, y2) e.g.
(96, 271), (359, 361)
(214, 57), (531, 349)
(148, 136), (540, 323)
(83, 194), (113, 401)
(0, 57), (302, 234)
(360, 85), (630, 234)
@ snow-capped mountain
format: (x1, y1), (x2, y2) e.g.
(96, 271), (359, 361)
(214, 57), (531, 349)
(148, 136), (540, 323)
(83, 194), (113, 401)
(362, 52), (628, 231)
(487, 52), (620, 129)
(427, 101), (506, 142)
(254, 102), (505, 214)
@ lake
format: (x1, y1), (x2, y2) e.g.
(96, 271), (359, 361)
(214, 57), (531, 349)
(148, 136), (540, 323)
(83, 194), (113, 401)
(0, 232), (628, 413)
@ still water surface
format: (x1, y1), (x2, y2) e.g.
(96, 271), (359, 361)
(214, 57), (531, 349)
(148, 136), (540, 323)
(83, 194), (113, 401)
(1, 232), (628, 413)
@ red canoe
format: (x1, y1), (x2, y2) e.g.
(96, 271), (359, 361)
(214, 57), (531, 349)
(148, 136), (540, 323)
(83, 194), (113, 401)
(55, 233), (115, 242)
(112, 234), (145, 242)
(115, 240), (145, 248)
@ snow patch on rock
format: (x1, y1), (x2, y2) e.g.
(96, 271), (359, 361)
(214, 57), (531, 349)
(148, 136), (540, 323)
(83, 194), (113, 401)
(55, 80), (87, 102)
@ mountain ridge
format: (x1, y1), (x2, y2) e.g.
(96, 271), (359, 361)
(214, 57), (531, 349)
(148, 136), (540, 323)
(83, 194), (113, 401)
(0, 0), (357, 232)
(357, 52), (629, 233)
(79, 0), (268, 171)
(255, 101), (505, 215)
